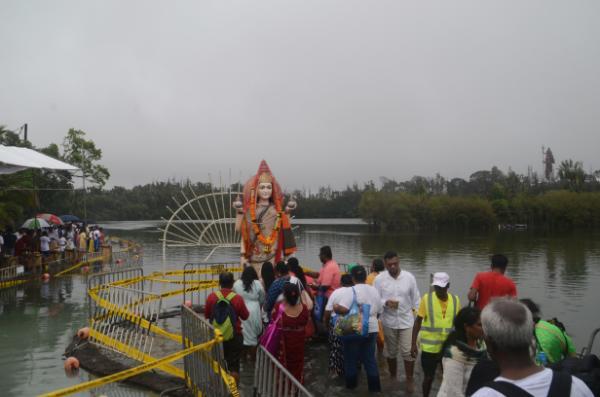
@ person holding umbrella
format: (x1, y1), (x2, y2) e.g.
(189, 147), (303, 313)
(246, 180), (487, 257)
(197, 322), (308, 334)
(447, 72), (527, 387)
(37, 213), (64, 226)
(21, 218), (51, 230)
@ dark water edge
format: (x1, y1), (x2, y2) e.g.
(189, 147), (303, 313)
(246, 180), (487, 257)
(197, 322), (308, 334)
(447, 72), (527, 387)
(1, 221), (599, 396)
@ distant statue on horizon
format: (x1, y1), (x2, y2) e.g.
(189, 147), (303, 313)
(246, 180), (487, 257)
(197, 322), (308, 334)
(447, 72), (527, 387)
(233, 160), (297, 274)
(543, 146), (555, 180)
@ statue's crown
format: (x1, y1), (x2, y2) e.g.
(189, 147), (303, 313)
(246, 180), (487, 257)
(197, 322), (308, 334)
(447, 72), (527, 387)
(256, 160), (273, 184)
(258, 172), (273, 183)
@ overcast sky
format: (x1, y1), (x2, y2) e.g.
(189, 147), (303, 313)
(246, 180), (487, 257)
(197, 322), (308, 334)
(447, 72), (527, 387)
(1, 1), (599, 190)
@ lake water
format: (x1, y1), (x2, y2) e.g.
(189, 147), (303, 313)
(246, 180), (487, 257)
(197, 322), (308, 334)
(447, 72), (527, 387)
(1, 220), (600, 396)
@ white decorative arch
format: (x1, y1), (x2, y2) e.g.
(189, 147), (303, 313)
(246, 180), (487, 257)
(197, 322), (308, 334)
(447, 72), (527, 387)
(159, 185), (242, 270)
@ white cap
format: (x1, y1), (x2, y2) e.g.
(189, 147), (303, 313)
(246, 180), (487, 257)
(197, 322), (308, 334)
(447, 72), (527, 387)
(431, 272), (450, 288)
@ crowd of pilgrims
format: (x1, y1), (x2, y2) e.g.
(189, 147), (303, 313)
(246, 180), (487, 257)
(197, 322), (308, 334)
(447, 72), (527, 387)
(204, 246), (595, 397)
(0, 223), (106, 269)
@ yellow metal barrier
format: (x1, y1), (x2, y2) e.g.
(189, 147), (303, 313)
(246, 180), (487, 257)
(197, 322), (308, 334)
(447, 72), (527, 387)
(49, 264), (242, 397)
(54, 255), (105, 277)
(38, 337), (219, 397)
(0, 279), (27, 289)
(89, 328), (184, 378)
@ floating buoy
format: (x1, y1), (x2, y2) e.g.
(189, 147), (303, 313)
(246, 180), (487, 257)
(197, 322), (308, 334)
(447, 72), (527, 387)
(77, 327), (90, 340)
(42, 273), (50, 282)
(184, 300), (192, 308)
(64, 356), (80, 371)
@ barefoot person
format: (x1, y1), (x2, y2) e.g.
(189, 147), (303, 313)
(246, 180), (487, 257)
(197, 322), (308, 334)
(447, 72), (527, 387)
(374, 251), (421, 393)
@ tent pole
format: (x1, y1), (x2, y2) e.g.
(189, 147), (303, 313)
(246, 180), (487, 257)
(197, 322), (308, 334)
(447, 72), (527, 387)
(82, 174), (87, 221)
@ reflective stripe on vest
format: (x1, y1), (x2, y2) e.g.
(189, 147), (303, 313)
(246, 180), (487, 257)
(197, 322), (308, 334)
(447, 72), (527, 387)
(420, 293), (459, 353)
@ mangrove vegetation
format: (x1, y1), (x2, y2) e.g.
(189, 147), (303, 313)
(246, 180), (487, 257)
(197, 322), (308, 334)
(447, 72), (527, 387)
(2, 125), (600, 231)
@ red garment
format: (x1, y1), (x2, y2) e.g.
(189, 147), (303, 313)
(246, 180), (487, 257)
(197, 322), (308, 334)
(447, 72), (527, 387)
(14, 237), (28, 256)
(276, 302), (309, 383)
(471, 271), (517, 310)
(204, 288), (249, 334)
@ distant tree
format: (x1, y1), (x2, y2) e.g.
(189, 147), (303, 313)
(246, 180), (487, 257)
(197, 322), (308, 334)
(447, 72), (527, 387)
(0, 125), (30, 147)
(447, 178), (469, 196)
(490, 166), (505, 184)
(62, 128), (110, 188)
(469, 170), (494, 197)
(0, 126), (34, 225)
(401, 176), (430, 195)
(558, 159), (585, 192)
(380, 177), (399, 193)
(431, 173), (447, 195)
(505, 169), (523, 197)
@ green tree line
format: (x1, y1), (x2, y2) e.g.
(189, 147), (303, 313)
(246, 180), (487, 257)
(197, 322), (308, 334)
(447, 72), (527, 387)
(2, 124), (600, 231)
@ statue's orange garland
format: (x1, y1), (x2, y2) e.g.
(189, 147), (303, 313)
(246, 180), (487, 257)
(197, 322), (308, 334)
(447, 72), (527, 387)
(249, 193), (282, 253)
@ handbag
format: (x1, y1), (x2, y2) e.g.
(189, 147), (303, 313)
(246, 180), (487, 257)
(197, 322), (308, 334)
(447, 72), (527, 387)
(313, 290), (326, 322)
(260, 305), (284, 355)
(333, 287), (370, 340)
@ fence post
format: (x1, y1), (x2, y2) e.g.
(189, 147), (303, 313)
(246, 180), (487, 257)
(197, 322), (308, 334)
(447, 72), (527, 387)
(102, 244), (112, 265)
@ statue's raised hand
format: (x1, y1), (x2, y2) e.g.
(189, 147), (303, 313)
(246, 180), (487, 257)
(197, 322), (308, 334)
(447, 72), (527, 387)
(285, 197), (297, 213)
(233, 195), (243, 214)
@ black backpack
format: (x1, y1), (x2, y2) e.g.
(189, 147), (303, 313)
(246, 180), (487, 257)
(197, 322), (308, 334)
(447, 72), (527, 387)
(550, 354), (600, 396)
(485, 370), (571, 397)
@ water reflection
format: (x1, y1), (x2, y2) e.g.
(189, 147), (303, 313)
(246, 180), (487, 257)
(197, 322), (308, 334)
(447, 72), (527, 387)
(2, 222), (599, 396)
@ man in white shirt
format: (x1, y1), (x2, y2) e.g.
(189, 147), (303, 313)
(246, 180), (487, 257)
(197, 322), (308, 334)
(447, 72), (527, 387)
(58, 236), (67, 252)
(373, 250), (421, 393)
(472, 298), (592, 397)
(336, 265), (383, 392)
(0, 234), (4, 265)
(39, 231), (51, 257)
(48, 226), (59, 242)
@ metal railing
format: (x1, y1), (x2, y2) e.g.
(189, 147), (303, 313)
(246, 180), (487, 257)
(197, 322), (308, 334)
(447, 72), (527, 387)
(181, 305), (230, 397)
(253, 345), (313, 397)
(90, 284), (162, 361)
(78, 250), (105, 263)
(581, 327), (600, 356)
(0, 264), (21, 281)
(182, 263), (242, 306)
(338, 262), (371, 275)
(87, 267), (144, 315)
(44, 256), (70, 275)
(112, 249), (143, 269)
(87, 267), (144, 291)
(86, 382), (150, 397)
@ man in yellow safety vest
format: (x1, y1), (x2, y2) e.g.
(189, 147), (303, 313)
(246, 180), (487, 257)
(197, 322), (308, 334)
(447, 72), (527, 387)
(411, 272), (461, 397)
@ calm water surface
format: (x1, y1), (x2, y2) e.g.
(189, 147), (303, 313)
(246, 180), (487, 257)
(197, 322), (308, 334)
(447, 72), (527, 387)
(1, 220), (600, 396)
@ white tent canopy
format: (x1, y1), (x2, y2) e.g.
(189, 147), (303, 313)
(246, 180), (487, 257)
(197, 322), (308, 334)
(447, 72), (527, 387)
(0, 144), (79, 175)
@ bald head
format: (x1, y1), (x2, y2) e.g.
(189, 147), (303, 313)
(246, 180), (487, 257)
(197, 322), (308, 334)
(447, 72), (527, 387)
(481, 298), (533, 352)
